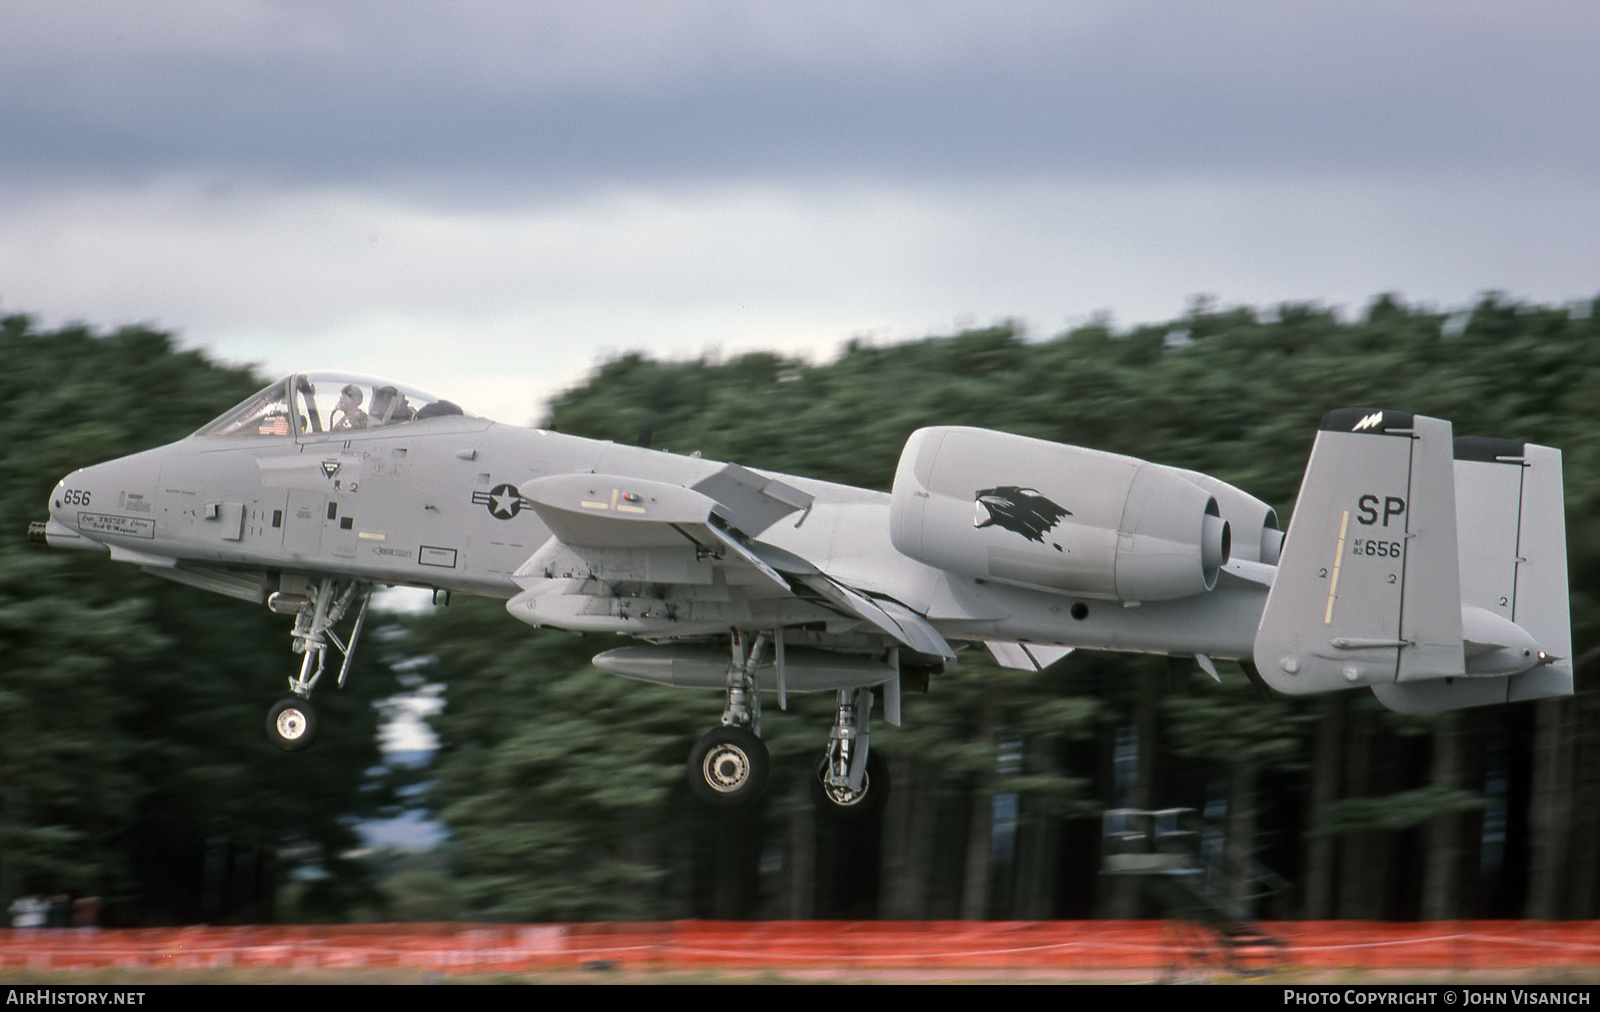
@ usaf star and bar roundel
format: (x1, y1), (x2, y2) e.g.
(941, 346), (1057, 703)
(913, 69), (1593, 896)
(472, 483), (530, 520)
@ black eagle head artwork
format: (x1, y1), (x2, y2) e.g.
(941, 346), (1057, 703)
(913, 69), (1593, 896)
(973, 486), (1071, 546)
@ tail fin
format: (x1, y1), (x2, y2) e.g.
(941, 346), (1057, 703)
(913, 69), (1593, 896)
(1253, 410), (1572, 711)
(1371, 437), (1572, 712)
(1253, 409), (1465, 696)
(1505, 442), (1573, 702)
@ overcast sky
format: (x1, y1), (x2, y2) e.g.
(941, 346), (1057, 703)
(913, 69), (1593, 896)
(3, 2), (1597, 425)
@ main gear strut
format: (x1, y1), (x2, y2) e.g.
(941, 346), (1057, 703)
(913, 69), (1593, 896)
(813, 686), (890, 819)
(686, 631), (773, 806)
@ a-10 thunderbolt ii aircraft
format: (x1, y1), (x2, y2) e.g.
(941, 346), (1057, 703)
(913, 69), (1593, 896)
(32, 373), (1573, 816)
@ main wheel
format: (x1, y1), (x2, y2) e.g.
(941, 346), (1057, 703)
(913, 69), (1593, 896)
(812, 749), (889, 821)
(266, 698), (319, 752)
(687, 726), (770, 808)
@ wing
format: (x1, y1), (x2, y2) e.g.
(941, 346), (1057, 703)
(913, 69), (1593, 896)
(505, 467), (955, 666)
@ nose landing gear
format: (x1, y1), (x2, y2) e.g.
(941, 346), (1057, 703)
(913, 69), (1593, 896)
(264, 577), (370, 752)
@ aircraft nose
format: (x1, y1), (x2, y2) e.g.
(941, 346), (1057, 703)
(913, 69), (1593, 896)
(35, 470), (98, 550)
(48, 473), (76, 524)
(48, 469), (93, 521)
(49, 445), (168, 523)
(39, 452), (161, 551)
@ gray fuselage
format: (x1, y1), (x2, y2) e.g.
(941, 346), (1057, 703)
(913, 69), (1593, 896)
(48, 412), (1269, 663)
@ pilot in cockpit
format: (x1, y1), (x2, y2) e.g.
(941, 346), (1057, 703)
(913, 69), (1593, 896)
(331, 383), (369, 431)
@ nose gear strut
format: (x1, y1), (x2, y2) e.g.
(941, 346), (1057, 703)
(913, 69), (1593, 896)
(264, 577), (371, 751)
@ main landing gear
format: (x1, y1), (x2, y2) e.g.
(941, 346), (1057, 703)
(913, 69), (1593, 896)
(812, 687), (889, 821)
(687, 633), (772, 807)
(264, 577), (371, 752)
(684, 631), (891, 818)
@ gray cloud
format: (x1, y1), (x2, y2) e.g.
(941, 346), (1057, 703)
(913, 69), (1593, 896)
(5, 2), (1598, 425)
(4, 2), (1597, 192)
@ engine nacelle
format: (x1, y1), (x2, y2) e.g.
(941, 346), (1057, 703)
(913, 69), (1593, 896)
(890, 426), (1231, 602)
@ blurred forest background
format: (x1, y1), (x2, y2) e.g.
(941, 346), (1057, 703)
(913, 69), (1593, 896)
(4, 294), (1600, 926)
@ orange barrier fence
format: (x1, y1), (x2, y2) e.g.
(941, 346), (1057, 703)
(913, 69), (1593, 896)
(3, 922), (1600, 974)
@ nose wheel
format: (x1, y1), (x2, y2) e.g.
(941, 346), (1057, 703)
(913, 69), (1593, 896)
(266, 698), (319, 752)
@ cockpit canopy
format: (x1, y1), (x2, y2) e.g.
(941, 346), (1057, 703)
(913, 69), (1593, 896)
(193, 373), (482, 439)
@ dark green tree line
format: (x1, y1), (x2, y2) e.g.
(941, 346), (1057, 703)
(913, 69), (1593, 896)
(0, 316), (392, 924)
(452, 292), (1599, 921)
(10, 293), (1600, 924)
